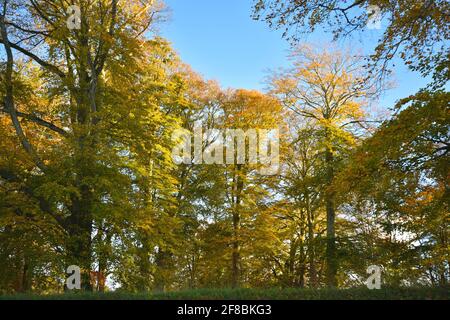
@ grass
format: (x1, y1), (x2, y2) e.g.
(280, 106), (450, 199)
(1, 287), (449, 300)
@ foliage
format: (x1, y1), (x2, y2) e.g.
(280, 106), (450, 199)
(253, 0), (450, 87)
(0, 0), (448, 296)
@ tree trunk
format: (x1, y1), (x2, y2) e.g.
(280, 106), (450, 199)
(231, 166), (243, 289)
(306, 200), (317, 287)
(325, 149), (337, 287)
(97, 228), (111, 293)
(63, 29), (98, 291)
(66, 184), (94, 291)
(231, 210), (241, 289)
(154, 250), (173, 292)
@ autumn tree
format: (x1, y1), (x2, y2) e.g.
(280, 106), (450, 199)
(253, 0), (449, 87)
(273, 119), (327, 287)
(337, 90), (449, 286)
(268, 45), (378, 286)
(254, 0), (449, 288)
(224, 90), (284, 287)
(0, 0), (175, 291)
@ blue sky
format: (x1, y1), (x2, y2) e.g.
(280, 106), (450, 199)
(159, 0), (432, 109)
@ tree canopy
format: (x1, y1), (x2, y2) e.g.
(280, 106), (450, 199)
(0, 0), (448, 294)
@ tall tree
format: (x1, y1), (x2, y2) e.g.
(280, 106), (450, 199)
(222, 89), (283, 288)
(337, 90), (449, 286)
(268, 45), (377, 286)
(0, 0), (170, 291)
(276, 119), (326, 287)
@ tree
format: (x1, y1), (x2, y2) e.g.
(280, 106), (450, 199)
(337, 90), (449, 286)
(253, 0), (449, 87)
(276, 120), (327, 287)
(221, 89), (284, 288)
(268, 45), (377, 286)
(0, 0), (176, 291)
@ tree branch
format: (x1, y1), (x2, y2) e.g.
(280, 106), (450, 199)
(0, 9), (47, 172)
(0, 168), (66, 229)
(0, 38), (66, 78)
(0, 108), (69, 137)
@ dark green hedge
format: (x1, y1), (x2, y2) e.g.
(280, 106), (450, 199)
(1, 287), (448, 300)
